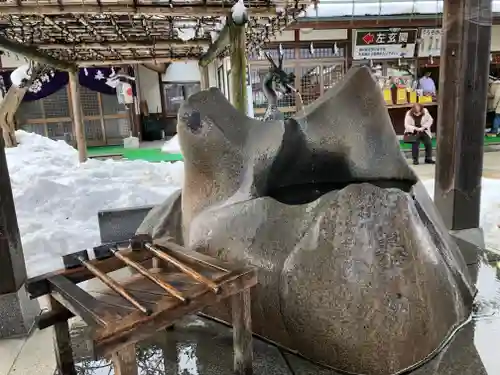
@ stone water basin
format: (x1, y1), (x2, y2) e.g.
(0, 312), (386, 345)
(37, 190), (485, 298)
(68, 253), (500, 375)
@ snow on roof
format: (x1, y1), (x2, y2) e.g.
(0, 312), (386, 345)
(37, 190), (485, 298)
(301, 0), (500, 19)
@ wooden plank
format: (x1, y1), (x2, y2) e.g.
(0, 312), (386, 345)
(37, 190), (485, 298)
(153, 240), (240, 273)
(26, 248), (154, 298)
(94, 269), (257, 356)
(35, 270), (219, 329)
(36, 307), (74, 330)
(199, 21), (230, 67)
(112, 345), (138, 375)
(49, 295), (77, 375)
(0, 4), (277, 16)
(232, 289), (253, 375)
(0, 35), (76, 71)
(36, 40), (210, 50)
(48, 275), (124, 327)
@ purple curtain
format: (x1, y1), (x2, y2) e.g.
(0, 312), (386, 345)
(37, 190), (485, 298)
(0, 69), (69, 102)
(79, 67), (118, 95)
(79, 67), (136, 96)
(0, 65), (137, 102)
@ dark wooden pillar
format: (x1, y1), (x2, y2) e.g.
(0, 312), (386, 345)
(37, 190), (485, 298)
(0, 137), (27, 295)
(434, 0), (492, 230)
(229, 18), (248, 114)
(0, 80), (40, 339)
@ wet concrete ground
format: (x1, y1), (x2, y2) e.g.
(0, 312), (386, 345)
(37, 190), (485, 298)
(68, 249), (500, 375)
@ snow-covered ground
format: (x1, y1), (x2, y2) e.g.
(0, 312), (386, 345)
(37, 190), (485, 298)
(5, 131), (184, 276)
(4, 130), (500, 277)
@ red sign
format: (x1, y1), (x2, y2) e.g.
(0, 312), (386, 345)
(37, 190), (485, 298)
(362, 33), (375, 45)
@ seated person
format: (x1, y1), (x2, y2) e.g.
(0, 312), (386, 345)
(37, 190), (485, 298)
(404, 103), (435, 165)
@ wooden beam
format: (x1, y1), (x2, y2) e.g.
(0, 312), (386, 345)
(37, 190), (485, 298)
(0, 4), (276, 16)
(199, 21), (230, 67)
(112, 346), (138, 375)
(0, 36), (76, 72)
(69, 70), (87, 163)
(231, 289), (253, 375)
(77, 57), (191, 66)
(141, 63), (167, 74)
(229, 19), (247, 114)
(35, 40), (210, 50)
(292, 15), (500, 30)
(49, 295), (77, 375)
(434, 0), (491, 230)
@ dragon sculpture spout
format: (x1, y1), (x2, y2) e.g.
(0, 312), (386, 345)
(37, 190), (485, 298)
(261, 51), (296, 121)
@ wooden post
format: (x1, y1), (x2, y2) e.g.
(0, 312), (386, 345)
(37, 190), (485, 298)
(0, 134), (27, 295)
(132, 65), (142, 140)
(112, 345), (138, 375)
(69, 69), (87, 163)
(0, 130), (40, 338)
(229, 19), (248, 114)
(0, 64), (46, 147)
(199, 65), (210, 90)
(434, 0), (492, 230)
(231, 289), (253, 375)
(49, 296), (77, 375)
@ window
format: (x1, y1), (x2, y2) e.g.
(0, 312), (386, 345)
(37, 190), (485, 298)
(162, 82), (201, 117)
(298, 42), (345, 59)
(217, 66), (225, 95)
(16, 85), (130, 146)
(248, 47), (296, 61)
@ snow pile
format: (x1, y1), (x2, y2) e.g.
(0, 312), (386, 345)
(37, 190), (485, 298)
(161, 134), (182, 154)
(6, 131), (184, 276)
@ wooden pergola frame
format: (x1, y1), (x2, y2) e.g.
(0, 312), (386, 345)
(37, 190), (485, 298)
(0, 0), (308, 69)
(0, 0), (310, 162)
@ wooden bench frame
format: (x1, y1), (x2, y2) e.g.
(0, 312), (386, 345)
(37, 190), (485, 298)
(27, 242), (256, 375)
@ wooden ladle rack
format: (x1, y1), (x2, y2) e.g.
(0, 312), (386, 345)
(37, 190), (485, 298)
(26, 234), (257, 375)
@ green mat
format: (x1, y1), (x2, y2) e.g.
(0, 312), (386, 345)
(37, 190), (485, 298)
(399, 136), (500, 150)
(88, 136), (500, 162)
(87, 145), (183, 162)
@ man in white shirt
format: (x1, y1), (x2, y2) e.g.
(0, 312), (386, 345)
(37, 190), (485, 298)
(418, 71), (437, 96)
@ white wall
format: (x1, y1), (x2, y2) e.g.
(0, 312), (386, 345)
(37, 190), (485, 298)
(137, 65), (162, 114)
(491, 25), (500, 52)
(299, 28), (348, 41)
(162, 60), (201, 82)
(207, 60), (217, 87)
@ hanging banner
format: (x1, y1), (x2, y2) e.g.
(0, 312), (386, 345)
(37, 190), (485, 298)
(352, 28), (418, 60)
(79, 67), (123, 95)
(418, 28), (442, 57)
(0, 69), (69, 102)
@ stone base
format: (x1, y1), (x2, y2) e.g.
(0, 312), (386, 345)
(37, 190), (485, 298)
(450, 227), (485, 283)
(0, 285), (40, 338)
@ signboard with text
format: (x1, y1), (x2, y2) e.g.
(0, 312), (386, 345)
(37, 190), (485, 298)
(418, 28), (442, 57)
(352, 29), (418, 60)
